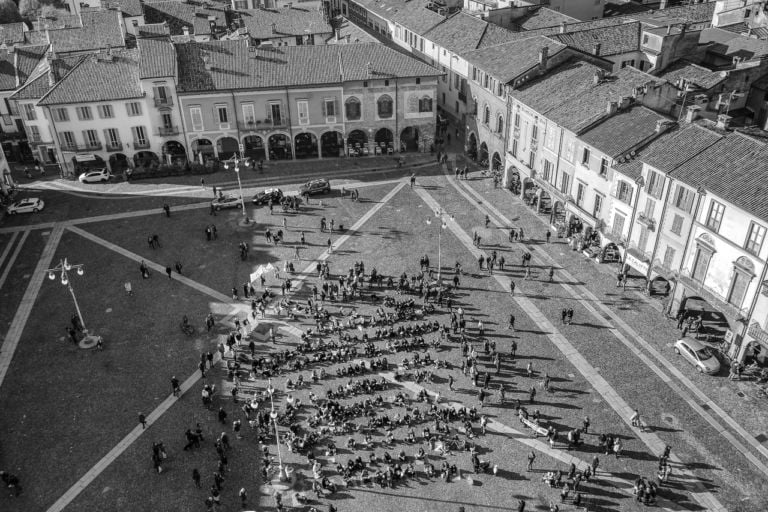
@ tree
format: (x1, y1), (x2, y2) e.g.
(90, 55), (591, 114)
(18, 0), (41, 18)
(0, 0), (22, 22)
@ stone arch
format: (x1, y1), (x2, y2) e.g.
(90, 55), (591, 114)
(191, 138), (214, 163)
(735, 256), (755, 274)
(294, 132), (319, 159)
(320, 131), (344, 157)
(467, 132), (477, 160)
(133, 151), (159, 169)
(483, 104), (490, 125)
(216, 136), (239, 160)
(345, 96), (361, 121)
(491, 151), (502, 172)
(478, 141), (488, 164)
(161, 140), (186, 165)
(109, 153), (129, 173)
(242, 134), (266, 161)
(268, 132), (293, 160)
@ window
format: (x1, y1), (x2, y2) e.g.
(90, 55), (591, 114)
(593, 194), (603, 218)
(126, 102), (142, 116)
(612, 213), (625, 237)
(642, 34), (649, 45)
(620, 59), (636, 68)
(324, 98), (336, 120)
(706, 200), (725, 232)
(646, 169), (663, 198)
(564, 140), (574, 162)
(531, 123), (538, 142)
(559, 172), (570, 194)
(637, 226), (650, 253)
(23, 103), (36, 120)
(416, 77), (421, 85)
(83, 129), (99, 148)
(76, 106), (93, 121)
(581, 147), (590, 166)
(510, 139), (518, 158)
(190, 106), (203, 131)
(60, 131), (75, 149)
(28, 125), (40, 141)
(745, 222), (766, 255)
(728, 267), (751, 307)
(599, 157), (608, 176)
(662, 246), (676, 270)
(418, 96), (432, 113)
(576, 183), (585, 207)
(616, 181), (632, 204)
(377, 95), (393, 119)
(691, 246), (712, 282)
(52, 107), (69, 122)
(496, 115), (504, 134)
(216, 104), (229, 127)
(672, 184), (694, 213)
(528, 151), (537, 170)
(242, 103), (255, 125)
(98, 105), (113, 118)
(363, 81), (368, 87)
(104, 128), (120, 148)
(296, 100), (309, 125)
(670, 214), (684, 236)
(514, 113), (520, 128)
(483, 106), (490, 125)
(542, 159), (553, 182)
(441, 67), (447, 82)
(484, 74), (489, 88)
(269, 103), (282, 125)
(345, 97), (361, 121)
(132, 126), (148, 147)
(161, 113), (173, 130)
(644, 198), (656, 218)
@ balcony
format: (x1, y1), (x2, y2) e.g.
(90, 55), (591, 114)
(458, 91), (467, 103)
(154, 96), (174, 108)
(748, 322), (768, 345)
(626, 241), (653, 263)
(637, 213), (656, 231)
(157, 126), (179, 136)
(61, 142), (102, 152)
(133, 140), (150, 149)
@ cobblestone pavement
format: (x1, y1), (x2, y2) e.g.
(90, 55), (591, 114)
(0, 162), (764, 512)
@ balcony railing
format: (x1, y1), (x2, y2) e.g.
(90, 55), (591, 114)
(637, 213), (656, 231)
(458, 91), (467, 103)
(61, 142), (102, 152)
(626, 241), (653, 263)
(154, 96), (174, 107)
(106, 142), (123, 152)
(157, 126), (179, 136)
(748, 322), (768, 345)
(133, 140), (150, 149)
(678, 267), (750, 320)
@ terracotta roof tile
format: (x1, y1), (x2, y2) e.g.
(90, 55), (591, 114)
(144, 0), (228, 36)
(462, 36), (566, 83)
(0, 23), (27, 45)
(550, 22), (642, 56)
(24, 10), (125, 54)
(138, 37), (177, 78)
(580, 106), (670, 158)
(10, 56), (83, 101)
(101, 0), (144, 17)
(656, 59), (725, 91)
(38, 49), (143, 105)
(515, 7), (578, 31)
(0, 44), (48, 91)
(700, 28), (768, 61)
(175, 40), (440, 92)
(641, 123), (723, 172)
(237, 7), (332, 40)
(136, 22), (171, 38)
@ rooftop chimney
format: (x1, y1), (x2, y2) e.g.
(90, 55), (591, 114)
(619, 96), (631, 109)
(335, 27), (340, 42)
(685, 105), (701, 123)
(202, 52), (212, 70)
(593, 70), (603, 85)
(182, 25), (190, 37)
(560, 21), (567, 33)
(538, 46), (548, 70)
(655, 120), (670, 133)
(607, 101), (618, 115)
(716, 114), (732, 130)
(592, 42), (601, 56)
(271, 22), (277, 33)
(659, 0), (668, 9)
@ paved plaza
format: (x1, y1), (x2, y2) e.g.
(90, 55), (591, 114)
(1, 158), (767, 512)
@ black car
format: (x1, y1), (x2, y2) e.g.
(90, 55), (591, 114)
(299, 179), (331, 196)
(252, 188), (283, 205)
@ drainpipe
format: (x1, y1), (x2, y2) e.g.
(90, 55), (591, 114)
(503, 89), (512, 188)
(231, 90), (241, 155)
(285, 86), (295, 159)
(395, 78), (400, 152)
(665, 188), (704, 317)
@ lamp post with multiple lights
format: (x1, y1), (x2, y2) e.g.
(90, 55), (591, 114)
(47, 257), (88, 332)
(223, 154), (250, 223)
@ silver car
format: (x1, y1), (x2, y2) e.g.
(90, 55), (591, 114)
(674, 337), (721, 374)
(6, 197), (45, 214)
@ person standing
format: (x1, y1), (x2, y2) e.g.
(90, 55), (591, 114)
(192, 468), (201, 488)
(561, 309), (567, 324)
(510, 339), (517, 360)
(548, 266), (554, 282)
(546, 230), (551, 244)
(508, 313), (516, 331)
(163, 204), (170, 217)
(509, 280), (515, 295)
(566, 308), (574, 325)
(201, 178), (206, 189)
(138, 412), (147, 429)
(529, 385), (536, 404)
(175, 261), (183, 275)
(166, 266), (172, 279)
(171, 376), (181, 397)
(448, 375), (454, 391)
(526, 450), (536, 471)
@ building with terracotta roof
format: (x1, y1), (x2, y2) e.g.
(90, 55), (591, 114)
(23, 10), (126, 55)
(228, 6), (333, 46)
(173, 40), (441, 161)
(143, 0), (230, 40)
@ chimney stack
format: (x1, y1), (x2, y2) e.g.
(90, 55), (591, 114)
(659, 0), (668, 9)
(716, 114), (732, 130)
(593, 70), (603, 85)
(607, 101), (618, 115)
(335, 27), (340, 42)
(183, 25), (190, 37)
(655, 120), (670, 133)
(560, 21), (567, 33)
(685, 105), (701, 123)
(202, 52), (212, 70)
(592, 42), (601, 56)
(538, 46), (548, 70)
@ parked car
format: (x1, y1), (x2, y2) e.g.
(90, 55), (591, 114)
(6, 197), (45, 215)
(78, 168), (112, 183)
(211, 195), (243, 210)
(299, 178), (331, 196)
(252, 188), (283, 205)
(674, 337), (721, 374)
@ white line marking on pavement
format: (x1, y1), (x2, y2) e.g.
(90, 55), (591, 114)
(413, 184), (727, 512)
(0, 230), (28, 290)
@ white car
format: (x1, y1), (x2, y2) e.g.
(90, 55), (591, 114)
(78, 168), (112, 183)
(674, 337), (721, 374)
(6, 197), (45, 215)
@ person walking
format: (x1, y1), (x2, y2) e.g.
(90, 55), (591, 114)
(175, 261), (183, 275)
(566, 308), (574, 325)
(561, 309), (567, 324)
(546, 230), (551, 244)
(166, 266), (173, 279)
(526, 450), (536, 471)
(171, 376), (180, 397)
(138, 412), (147, 429)
(529, 385), (536, 404)
(201, 178), (206, 189)
(508, 313), (516, 331)
(192, 468), (201, 488)
(410, 173), (416, 188)
(510, 339), (517, 360)
(591, 455), (599, 475)
(509, 280), (516, 295)
(239, 488), (248, 507)
(124, 281), (133, 296)
(548, 266), (554, 282)
(163, 204), (170, 217)
(210, 203), (216, 216)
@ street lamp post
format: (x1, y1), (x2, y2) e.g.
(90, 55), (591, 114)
(426, 209), (451, 282)
(223, 154), (250, 223)
(265, 380), (285, 481)
(47, 257), (88, 332)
